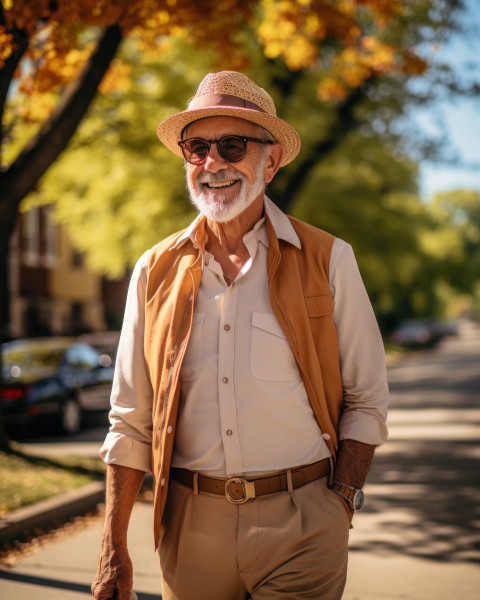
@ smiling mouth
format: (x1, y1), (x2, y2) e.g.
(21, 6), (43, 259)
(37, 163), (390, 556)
(204, 180), (239, 189)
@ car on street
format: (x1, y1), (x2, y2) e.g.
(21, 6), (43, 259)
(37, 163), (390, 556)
(1, 337), (115, 435)
(390, 318), (459, 348)
(79, 331), (120, 365)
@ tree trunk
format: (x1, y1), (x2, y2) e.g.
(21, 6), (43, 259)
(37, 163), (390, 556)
(0, 217), (11, 451)
(0, 24), (123, 207)
(269, 82), (372, 213)
(0, 24), (123, 451)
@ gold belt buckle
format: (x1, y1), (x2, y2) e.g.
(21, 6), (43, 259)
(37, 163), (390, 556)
(225, 477), (256, 504)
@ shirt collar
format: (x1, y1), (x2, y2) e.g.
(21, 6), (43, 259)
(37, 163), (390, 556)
(169, 195), (301, 251)
(169, 212), (206, 251)
(263, 196), (301, 249)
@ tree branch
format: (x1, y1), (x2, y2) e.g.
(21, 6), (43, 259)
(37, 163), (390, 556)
(0, 14), (29, 164)
(0, 24), (123, 214)
(269, 81), (373, 213)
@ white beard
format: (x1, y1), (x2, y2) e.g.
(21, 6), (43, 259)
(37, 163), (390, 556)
(186, 157), (267, 223)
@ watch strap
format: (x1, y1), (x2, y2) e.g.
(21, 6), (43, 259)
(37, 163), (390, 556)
(329, 482), (363, 511)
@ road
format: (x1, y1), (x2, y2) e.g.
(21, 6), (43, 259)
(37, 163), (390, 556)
(5, 320), (480, 599)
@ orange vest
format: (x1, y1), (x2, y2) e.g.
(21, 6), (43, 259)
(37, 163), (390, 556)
(145, 214), (343, 548)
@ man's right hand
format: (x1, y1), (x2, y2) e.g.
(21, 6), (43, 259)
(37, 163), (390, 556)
(91, 544), (133, 600)
(92, 465), (145, 600)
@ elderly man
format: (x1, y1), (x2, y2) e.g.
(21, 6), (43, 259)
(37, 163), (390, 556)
(92, 71), (388, 600)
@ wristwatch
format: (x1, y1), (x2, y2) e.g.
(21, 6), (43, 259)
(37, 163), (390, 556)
(329, 482), (365, 511)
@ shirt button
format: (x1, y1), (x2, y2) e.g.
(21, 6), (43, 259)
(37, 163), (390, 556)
(224, 324), (230, 331)
(226, 429), (233, 436)
(222, 377), (229, 384)
(161, 478), (166, 486)
(167, 425), (172, 434)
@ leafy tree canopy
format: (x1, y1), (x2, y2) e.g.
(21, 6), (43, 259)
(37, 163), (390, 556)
(423, 190), (480, 293)
(1, 0), (477, 327)
(18, 37), (433, 333)
(1, 0), (426, 122)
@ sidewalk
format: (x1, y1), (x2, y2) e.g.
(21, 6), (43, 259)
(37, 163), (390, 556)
(1, 492), (479, 600)
(0, 500), (161, 600)
(345, 500), (480, 599)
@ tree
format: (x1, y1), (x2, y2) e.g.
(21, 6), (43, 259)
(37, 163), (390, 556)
(0, 0), (260, 339)
(422, 189), (480, 316)
(0, 0), (253, 447)
(0, 0), (258, 449)
(5, 0), (461, 331)
(0, 1), (474, 449)
(23, 2), (475, 322)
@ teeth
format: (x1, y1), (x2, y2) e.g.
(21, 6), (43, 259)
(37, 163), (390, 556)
(205, 180), (237, 188)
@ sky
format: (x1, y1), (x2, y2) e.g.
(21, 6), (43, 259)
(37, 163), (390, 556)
(416, 0), (480, 199)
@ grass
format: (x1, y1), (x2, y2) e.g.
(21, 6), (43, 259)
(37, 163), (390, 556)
(0, 443), (106, 515)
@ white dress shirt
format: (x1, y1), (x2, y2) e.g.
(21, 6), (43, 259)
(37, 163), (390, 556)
(100, 198), (389, 475)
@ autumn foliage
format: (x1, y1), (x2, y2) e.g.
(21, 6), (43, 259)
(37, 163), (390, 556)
(258, 0), (426, 99)
(0, 0), (433, 335)
(0, 0), (258, 121)
(1, 0), (427, 123)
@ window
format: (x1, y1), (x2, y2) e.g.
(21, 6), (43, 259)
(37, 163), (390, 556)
(43, 206), (57, 267)
(65, 343), (101, 370)
(71, 249), (84, 269)
(22, 208), (40, 266)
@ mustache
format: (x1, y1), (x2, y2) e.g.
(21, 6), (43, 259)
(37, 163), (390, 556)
(196, 170), (246, 184)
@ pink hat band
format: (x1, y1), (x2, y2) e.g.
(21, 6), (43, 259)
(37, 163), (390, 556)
(188, 94), (267, 114)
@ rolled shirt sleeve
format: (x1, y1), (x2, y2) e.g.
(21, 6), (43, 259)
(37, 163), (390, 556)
(99, 250), (154, 472)
(329, 239), (389, 446)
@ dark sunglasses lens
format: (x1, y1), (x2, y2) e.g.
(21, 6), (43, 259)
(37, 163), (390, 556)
(184, 139), (209, 164)
(218, 136), (246, 162)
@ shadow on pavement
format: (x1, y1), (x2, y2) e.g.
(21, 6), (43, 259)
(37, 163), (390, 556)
(357, 331), (480, 564)
(357, 439), (480, 563)
(0, 570), (161, 599)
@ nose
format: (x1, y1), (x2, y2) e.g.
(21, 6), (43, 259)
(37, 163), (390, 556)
(203, 142), (228, 172)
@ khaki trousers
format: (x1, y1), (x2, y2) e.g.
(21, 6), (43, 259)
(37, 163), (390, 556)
(158, 476), (350, 600)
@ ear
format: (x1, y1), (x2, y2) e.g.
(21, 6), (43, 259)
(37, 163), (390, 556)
(264, 143), (284, 184)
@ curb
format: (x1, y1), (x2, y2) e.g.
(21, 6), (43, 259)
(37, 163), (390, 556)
(0, 480), (105, 547)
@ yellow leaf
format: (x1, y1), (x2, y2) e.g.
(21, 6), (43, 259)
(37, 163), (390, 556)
(284, 33), (317, 71)
(316, 77), (347, 101)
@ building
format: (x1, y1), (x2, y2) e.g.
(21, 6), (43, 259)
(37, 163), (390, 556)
(8, 206), (128, 339)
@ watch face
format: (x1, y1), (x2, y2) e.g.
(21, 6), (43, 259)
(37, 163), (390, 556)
(354, 490), (365, 511)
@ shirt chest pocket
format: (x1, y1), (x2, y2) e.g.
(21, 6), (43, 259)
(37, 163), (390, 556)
(250, 312), (300, 381)
(180, 313), (205, 382)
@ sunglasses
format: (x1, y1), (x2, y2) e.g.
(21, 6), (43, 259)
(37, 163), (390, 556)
(178, 135), (274, 165)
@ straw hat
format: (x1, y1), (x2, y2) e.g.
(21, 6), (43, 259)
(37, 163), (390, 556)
(157, 71), (301, 167)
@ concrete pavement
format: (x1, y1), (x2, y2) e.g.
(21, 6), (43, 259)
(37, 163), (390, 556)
(0, 501), (162, 600)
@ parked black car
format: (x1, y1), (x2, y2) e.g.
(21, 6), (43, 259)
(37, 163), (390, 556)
(390, 318), (459, 348)
(1, 337), (115, 435)
(79, 331), (120, 365)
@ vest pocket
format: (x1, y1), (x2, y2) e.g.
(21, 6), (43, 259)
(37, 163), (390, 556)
(250, 312), (300, 381)
(304, 294), (334, 317)
(179, 313), (205, 381)
(305, 294), (338, 349)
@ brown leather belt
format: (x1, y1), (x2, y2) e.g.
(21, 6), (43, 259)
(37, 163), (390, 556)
(170, 458), (330, 504)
